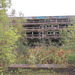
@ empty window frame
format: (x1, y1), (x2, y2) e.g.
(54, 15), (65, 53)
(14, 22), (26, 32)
(48, 32), (50, 34)
(51, 32), (54, 34)
(63, 19), (68, 22)
(48, 31), (54, 34)
(55, 32), (59, 34)
(26, 32), (32, 34)
(47, 25), (51, 27)
(39, 32), (42, 34)
(33, 32), (39, 34)
(50, 19), (56, 22)
(53, 25), (58, 27)
(57, 19), (62, 22)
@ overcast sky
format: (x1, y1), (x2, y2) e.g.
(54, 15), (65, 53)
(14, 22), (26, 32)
(7, 0), (75, 17)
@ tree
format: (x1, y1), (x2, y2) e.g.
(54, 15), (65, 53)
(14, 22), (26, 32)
(11, 9), (16, 17)
(60, 17), (75, 64)
(0, 0), (20, 67)
(60, 18), (75, 50)
(10, 10), (27, 44)
(9, 10), (28, 57)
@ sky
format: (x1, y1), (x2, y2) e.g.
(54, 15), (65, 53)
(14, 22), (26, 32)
(7, 0), (75, 17)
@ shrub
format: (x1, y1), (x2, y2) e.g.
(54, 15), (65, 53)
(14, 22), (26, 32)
(67, 53), (75, 64)
(24, 45), (67, 64)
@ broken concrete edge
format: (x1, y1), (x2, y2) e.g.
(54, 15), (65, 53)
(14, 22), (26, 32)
(8, 64), (75, 69)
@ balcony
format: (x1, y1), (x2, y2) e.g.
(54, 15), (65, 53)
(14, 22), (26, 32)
(26, 34), (42, 39)
(46, 34), (61, 39)
(26, 34), (61, 39)
(25, 26), (68, 32)
(23, 21), (70, 25)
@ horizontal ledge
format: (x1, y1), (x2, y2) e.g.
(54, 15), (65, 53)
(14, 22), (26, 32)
(8, 64), (75, 69)
(23, 22), (70, 25)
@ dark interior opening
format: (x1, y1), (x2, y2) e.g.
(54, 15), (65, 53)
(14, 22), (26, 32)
(48, 32), (50, 34)
(51, 32), (53, 34)
(55, 32), (59, 34)
(33, 32), (39, 34)
(26, 32), (32, 34)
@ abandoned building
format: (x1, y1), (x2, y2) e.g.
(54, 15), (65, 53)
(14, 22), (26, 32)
(23, 16), (71, 42)
(10, 16), (71, 43)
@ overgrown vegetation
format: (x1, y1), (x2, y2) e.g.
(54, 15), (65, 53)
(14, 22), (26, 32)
(0, 0), (75, 75)
(0, 0), (20, 73)
(1, 69), (69, 75)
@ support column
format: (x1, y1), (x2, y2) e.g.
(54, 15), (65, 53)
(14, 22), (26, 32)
(58, 25), (59, 29)
(56, 19), (57, 23)
(32, 32), (33, 38)
(42, 25), (44, 38)
(62, 19), (63, 22)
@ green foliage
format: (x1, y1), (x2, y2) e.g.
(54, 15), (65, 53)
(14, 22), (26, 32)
(0, 25), (20, 64)
(0, 0), (11, 8)
(0, 0), (20, 67)
(67, 53), (75, 64)
(17, 42), (28, 54)
(10, 12), (27, 44)
(24, 45), (67, 64)
(60, 18), (75, 65)
(0, 69), (60, 75)
(60, 24), (75, 49)
(10, 10), (28, 60)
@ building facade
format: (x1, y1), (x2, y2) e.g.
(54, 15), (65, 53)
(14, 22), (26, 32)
(23, 16), (71, 42)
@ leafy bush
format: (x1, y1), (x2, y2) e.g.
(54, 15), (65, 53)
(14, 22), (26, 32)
(24, 45), (67, 64)
(67, 53), (75, 64)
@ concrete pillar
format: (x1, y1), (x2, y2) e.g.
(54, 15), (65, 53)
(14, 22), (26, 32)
(62, 19), (63, 22)
(58, 25), (59, 28)
(42, 25), (45, 38)
(56, 19), (57, 23)
(32, 32), (33, 37)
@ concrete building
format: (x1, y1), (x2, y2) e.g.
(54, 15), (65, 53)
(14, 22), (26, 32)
(10, 16), (71, 43)
(23, 16), (71, 42)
